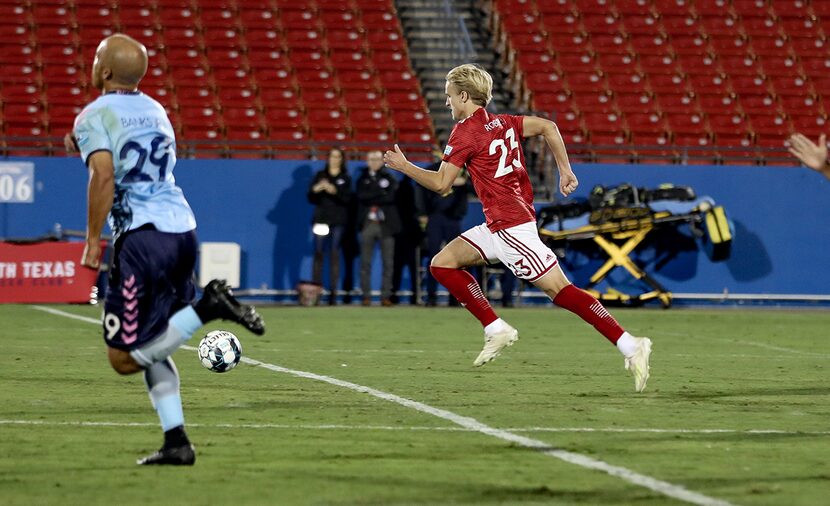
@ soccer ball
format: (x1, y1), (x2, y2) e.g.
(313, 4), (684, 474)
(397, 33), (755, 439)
(198, 330), (242, 373)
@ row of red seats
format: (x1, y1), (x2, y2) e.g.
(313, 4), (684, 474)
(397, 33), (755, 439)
(496, 0), (830, 20)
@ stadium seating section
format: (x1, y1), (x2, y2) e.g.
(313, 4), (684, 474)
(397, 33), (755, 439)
(0, 0), (436, 159)
(493, 0), (828, 164)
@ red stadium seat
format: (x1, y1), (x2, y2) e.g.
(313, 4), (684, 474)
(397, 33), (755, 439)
(288, 49), (328, 70)
(508, 32), (550, 54)
(687, 73), (730, 95)
(629, 33), (671, 56)
(342, 89), (383, 106)
(360, 10), (398, 26)
(556, 51), (596, 73)
(366, 30), (406, 51)
(245, 29), (284, 49)
(295, 69), (337, 91)
(668, 33), (709, 55)
(789, 114), (827, 137)
(238, 9), (278, 29)
(718, 54), (761, 76)
(661, 15), (704, 36)
(280, 10), (319, 30)
(548, 31), (590, 53)
(301, 89), (343, 109)
(326, 29), (365, 51)
(572, 91), (615, 113)
(285, 30), (326, 51)
(563, 71), (606, 93)
(264, 107), (306, 131)
(226, 129), (271, 159)
(605, 72), (648, 95)
(319, 9), (359, 30)
(615, 92), (654, 114)
(582, 111), (624, 134)
(707, 113), (750, 136)
(655, 0), (693, 16)
(337, 70), (381, 91)
(378, 70), (420, 91)
(371, 50), (410, 71)
(697, 93), (739, 115)
(638, 54), (680, 75)
(655, 92), (699, 114)
(766, 74), (810, 96)
(550, 107), (582, 132)
(330, 49), (371, 71)
(647, 73), (689, 93)
(223, 107), (264, 128)
(626, 111), (668, 135)
(760, 53), (800, 76)
(665, 112), (706, 135)
(385, 90), (426, 111)
(623, 13), (661, 35)
(729, 74), (769, 95)
(217, 86), (258, 105)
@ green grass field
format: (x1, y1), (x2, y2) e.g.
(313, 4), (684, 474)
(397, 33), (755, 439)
(1, 303), (828, 505)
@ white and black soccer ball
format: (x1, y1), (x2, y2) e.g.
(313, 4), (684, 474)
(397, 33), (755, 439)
(198, 330), (242, 373)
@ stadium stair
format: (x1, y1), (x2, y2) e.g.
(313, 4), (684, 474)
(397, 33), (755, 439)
(395, 0), (514, 143)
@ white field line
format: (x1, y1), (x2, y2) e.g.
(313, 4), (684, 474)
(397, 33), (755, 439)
(733, 340), (830, 358)
(32, 305), (733, 506)
(2, 419), (828, 436)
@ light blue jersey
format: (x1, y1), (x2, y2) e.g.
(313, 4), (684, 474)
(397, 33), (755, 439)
(73, 91), (196, 237)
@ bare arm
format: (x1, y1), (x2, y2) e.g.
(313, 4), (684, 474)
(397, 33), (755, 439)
(788, 133), (830, 180)
(522, 116), (578, 196)
(84, 151), (115, 269)
(383, 144), (462, 195)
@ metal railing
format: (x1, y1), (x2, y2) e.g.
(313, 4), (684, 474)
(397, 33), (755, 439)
(0, 136), (439, 162)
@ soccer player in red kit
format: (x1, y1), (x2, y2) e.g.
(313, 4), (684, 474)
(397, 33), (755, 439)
(383, 64), (652, 392)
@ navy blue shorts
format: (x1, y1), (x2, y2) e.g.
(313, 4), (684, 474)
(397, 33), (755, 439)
(103, 225), (198, 351)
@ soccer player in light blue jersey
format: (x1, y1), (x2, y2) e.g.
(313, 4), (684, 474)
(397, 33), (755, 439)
(66, 34), (265, 465)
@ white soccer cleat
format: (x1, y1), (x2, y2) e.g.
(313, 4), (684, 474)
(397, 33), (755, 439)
(473, 325), (519, 366)
(624, 337), (652, 392)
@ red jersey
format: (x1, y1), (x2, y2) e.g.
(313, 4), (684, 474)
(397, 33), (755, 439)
(442, 108), (535, 231)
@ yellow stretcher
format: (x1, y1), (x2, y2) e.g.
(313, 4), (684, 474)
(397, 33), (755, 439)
(539, 205), (731, 308)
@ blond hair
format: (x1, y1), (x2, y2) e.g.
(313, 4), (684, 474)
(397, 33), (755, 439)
(446, 64), (493, 107)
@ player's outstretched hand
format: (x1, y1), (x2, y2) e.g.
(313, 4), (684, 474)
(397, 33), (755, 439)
(788, 133), (827, 172)
(383, 144), (408, 172)
(559, 170), (578, 197)
(64, 133), (79, 154)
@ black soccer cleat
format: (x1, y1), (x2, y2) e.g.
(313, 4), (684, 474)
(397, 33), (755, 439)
(137, 444), (196, 466)
(195, 279), (265, 335)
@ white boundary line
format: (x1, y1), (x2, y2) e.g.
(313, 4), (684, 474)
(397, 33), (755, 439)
(31, 305), (733, 506)
(2, 419), (828, 436)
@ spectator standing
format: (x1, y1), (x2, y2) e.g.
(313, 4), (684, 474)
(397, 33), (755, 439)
(415, 163), (469, 306)
(307, 148), (353, 305)
(356, 150), (401, 306)
(391, 176), (421, 305)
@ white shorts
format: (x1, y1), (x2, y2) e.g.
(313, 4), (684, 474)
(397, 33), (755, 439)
(460, 221), (558, 281)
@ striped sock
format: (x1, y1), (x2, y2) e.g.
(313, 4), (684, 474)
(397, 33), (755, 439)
(430, 266), (498, 327)
(553, 284), (625, 344)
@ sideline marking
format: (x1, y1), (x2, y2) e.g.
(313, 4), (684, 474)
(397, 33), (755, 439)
(32, 305), (733, 506)
(2, 419), (827, 436)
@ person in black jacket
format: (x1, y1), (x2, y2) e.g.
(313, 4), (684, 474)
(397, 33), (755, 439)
(415, 163), (469, 306)
(307, 148), (353, 305)
(356, 150), (401, 305)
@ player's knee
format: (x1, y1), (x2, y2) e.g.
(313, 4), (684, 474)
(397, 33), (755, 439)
(107, 347), (142, 375)
(430, 254), (456, 270)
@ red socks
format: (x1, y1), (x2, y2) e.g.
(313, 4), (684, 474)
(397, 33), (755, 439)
(553, 284), (624, 344)
(430, 266), (498, 327)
